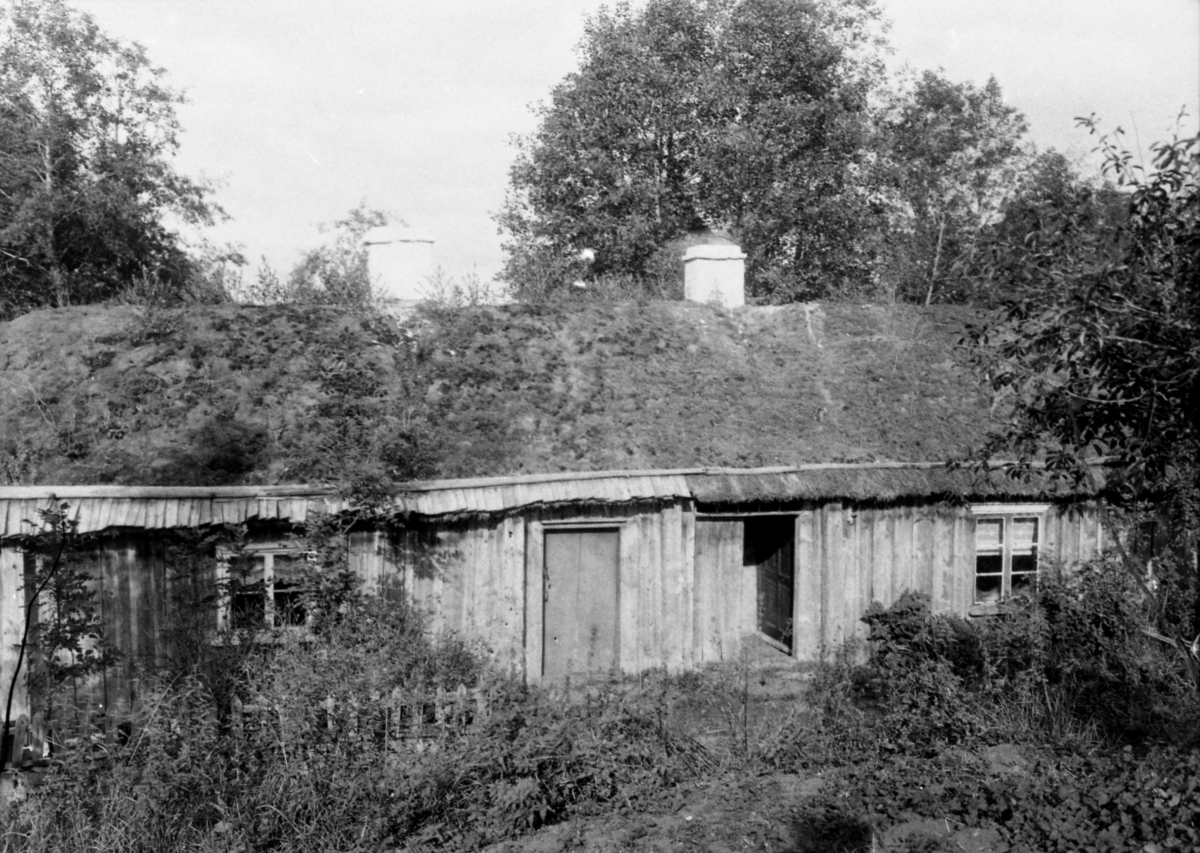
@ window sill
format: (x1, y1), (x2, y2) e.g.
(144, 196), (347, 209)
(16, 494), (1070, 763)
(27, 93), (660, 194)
(968, 602), (1026, 618)
(208, 627), (316, 646)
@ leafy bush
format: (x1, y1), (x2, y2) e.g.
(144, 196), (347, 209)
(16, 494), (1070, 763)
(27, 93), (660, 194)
(801, 745), (1200, 853)
(752, 555), (1199, 853)
(852, 559), (1189, 748)
(0, 590), (707, 852)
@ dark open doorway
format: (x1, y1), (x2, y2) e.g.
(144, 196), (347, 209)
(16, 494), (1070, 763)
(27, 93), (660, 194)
(744, 517), (794, 651)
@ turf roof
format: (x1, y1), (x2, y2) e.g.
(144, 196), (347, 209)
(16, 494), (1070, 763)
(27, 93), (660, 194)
(0, 300), (998, 488)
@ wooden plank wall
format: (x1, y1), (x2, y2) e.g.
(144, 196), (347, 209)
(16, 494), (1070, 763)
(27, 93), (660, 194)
(801, 503), (975, 658)
(0, 547), (29, 722)
(0, 498), (1111, 709)
(381, 499), (1105, 677)
(0, 533), (178, 726)
(1044, 502), (1105, 567)
(386, 516), (527, 676)
(91, 533), (173, 719)
(386, 501), (698, 680)
(524, 502), (695, 677)
(792, 501), (1103, 660)
(692, 519), (747, 664)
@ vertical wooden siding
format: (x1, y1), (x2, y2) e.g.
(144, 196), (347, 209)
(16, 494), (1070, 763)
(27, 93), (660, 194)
(0, 497), (1106, 710)
(383, 499), (1104, 676)
(387, 516), (527, 675)
(791, 501), (1103, 659)
(693, 519), (747, 664)
(93, 533), (173, 719)
(0, 547), (28, 721)
(802, 503), (966, 656)
(524, 502), (693, 677)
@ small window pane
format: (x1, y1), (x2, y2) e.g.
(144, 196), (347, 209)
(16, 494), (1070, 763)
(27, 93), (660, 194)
(1012, 518), (1038, 551)
(272, 553), (308, 582)
(227, 554), (263, 629)
(1012, 552), (1038, 576)
(976, 554), (1002, 576)
(975, 574), (1002, 604)
(1011, 572), (1037, 597)
(232, 582), (265, 629)
(272, 583), (307, 627)
(228, 554), (262, 583)
(976, 518), (1003, 552)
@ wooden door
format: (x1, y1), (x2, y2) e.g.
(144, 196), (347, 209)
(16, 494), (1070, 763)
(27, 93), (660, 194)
(693, 519), (744, 662)
(543, 529), (619, 678)
(745, 517), (795, 649)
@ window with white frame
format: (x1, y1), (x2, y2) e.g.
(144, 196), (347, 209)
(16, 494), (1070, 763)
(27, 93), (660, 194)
(216, 545), (314, 631)
(970, 505), (1048, 606)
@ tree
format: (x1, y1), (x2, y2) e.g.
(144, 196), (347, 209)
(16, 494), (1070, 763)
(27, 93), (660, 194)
(970, 122), (1200, 687)
(880, 71), (1028, 304)
(698, 0), (887, 301)
(966, 148), (1126, 301)
(283, 204), (393, 308)
(0, 0), (222, 320)
(497, 0), (889, 301)
(497, 0), (717, 292)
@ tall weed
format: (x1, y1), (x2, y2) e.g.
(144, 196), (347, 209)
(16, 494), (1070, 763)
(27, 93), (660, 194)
(1, 596), (708, 852)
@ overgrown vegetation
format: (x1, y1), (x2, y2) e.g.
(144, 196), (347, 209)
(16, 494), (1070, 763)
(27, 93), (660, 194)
(969, 124), (1200, 691)
(770, 570), (1199, 853)
(0, 300), (988, 487)
(2, 545), (1196, 852)
(0, 578), (708, 852)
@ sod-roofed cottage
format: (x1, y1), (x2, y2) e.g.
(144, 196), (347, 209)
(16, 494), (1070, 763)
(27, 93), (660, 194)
(0, 301), (1105, 722)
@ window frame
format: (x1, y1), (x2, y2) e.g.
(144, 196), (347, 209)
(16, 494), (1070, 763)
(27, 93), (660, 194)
(215, 544), (316, 636)
(968, 504), (1049, 615)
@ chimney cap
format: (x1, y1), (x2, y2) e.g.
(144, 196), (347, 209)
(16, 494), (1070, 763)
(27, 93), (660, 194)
(362, 225), (434, 245)
(683, 244), (746, 261)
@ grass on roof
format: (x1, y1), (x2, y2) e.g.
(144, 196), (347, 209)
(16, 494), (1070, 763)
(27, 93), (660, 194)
(0, 300), (995, 487)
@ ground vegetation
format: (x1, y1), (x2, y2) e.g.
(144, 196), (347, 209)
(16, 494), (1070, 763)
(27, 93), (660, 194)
(0, 550), (1194, 852)
(233, 204), (397, 311)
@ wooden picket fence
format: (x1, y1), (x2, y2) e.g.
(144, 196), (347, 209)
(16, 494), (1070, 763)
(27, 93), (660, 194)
(229, 683), (494, 753)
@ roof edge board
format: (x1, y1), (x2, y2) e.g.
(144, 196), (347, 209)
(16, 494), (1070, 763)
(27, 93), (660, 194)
(0, 458), (1108, 502)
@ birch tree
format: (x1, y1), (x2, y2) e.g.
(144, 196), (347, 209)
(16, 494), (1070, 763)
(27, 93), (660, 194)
(0, 0), (221, 320)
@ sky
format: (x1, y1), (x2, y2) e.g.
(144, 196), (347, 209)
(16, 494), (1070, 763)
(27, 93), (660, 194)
(74, 0), (1200, 285)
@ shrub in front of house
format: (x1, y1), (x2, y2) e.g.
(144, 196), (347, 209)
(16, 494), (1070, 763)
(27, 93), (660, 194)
(0, 595), (706, 852)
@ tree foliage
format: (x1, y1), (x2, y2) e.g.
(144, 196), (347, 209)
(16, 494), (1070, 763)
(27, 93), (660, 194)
(880, 71), (1028, 304)
(497, 0), (718, 291)
(0, 0), (222, 320)
(967, 148), (1127, 300)
(498, 0), (892, 301)
(284, 204), (393, 308)
(235, 204), (395, 309)
(498, 0), (1030, 303)
(970, 122), (1200, 675)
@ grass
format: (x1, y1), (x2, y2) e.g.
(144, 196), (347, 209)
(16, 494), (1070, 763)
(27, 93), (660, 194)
(0, 299), (990, 487)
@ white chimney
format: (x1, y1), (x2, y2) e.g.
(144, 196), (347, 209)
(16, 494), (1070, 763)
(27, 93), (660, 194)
(683, 243), (746, 307)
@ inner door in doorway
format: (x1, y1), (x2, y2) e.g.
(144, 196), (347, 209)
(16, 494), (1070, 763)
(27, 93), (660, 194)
(543, 528), (619, 678)
(745, 517), (794, 650)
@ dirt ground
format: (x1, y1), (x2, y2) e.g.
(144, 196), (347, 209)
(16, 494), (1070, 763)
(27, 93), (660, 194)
(477, 663), (1019, 853)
